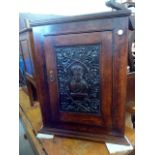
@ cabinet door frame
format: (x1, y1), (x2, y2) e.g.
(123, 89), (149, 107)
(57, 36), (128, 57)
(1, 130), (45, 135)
(44, 31), (113, 128)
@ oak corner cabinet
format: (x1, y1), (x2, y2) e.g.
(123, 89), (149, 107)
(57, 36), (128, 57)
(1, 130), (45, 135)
(30, 10), (131, 145)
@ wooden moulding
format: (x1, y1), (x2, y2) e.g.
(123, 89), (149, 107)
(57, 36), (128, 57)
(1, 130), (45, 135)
(40, 127), (129, 145)
(30, 10), (131, 27)
(19, 27), (32, 34)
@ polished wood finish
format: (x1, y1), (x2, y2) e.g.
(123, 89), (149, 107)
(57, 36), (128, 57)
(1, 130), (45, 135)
(19, 28), (38, 106)
(30, 10), (131, 144)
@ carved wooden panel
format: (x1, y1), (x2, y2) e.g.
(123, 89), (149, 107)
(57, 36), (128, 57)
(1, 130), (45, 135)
(55, 44), (101, 114)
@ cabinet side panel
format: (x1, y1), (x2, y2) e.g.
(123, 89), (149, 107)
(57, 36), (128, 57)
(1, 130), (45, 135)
(112, 17), (129, 134)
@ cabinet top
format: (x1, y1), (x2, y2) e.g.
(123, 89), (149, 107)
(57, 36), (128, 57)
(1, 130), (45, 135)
(30, 10), (131, 27)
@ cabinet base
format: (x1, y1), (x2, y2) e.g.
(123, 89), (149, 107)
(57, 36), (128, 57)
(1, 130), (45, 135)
(39, 127), (130, 145)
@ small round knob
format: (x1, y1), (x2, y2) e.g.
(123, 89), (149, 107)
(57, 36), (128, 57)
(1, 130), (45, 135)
(117, 29), (124, 36)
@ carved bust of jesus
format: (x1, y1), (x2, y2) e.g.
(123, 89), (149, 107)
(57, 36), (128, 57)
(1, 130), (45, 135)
(68, 64), (88, 99)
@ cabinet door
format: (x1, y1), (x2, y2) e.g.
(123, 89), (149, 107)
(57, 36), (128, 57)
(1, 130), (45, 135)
(43, 31), (127, 144)
(44, 31), (112, 128)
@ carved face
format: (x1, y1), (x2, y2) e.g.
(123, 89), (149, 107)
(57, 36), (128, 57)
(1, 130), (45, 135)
(71, 64), (84, 82)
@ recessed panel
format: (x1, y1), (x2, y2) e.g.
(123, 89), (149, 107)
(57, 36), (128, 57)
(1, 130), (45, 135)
(55, 44), (101, 114)
(21, 40), (34, 76)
